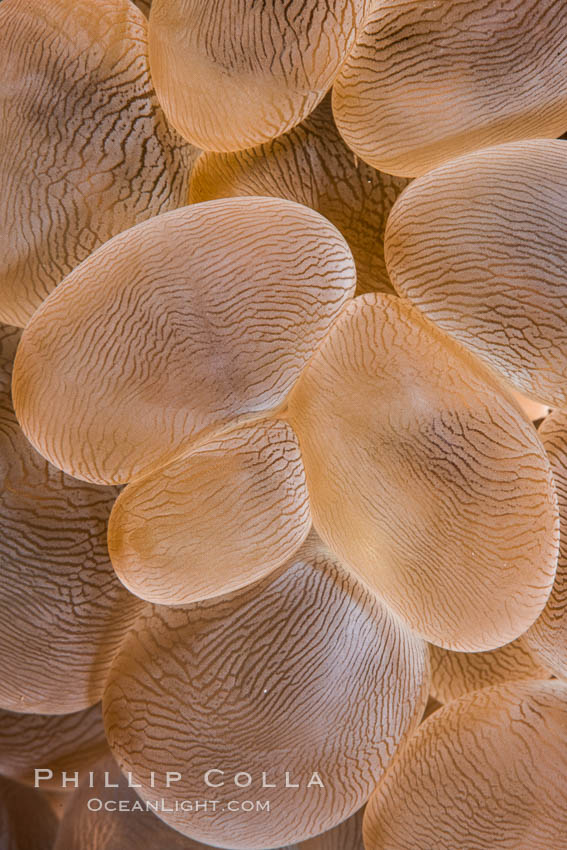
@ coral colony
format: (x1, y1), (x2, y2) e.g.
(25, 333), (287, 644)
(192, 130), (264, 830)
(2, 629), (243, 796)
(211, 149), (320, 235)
(0, 1), (566, 849)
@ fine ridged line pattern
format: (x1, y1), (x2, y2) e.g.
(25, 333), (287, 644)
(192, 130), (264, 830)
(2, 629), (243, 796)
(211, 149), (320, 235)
(108, 420), (311, 605)
(0, 0), (193, 327)
(333, 0), (567, 176)
(190, 95), (409, 295)
(103, 532), (429, 848)
(524, 409), (567, 677)
(364, 680), (567, 849)
(148, 0), (370, 151)
(429, 640), (549, 703)
(385, 140), (567, 408)
(287, 294), (559, 651)
(301, 808), (364, 849)
(0, 323), (146, 714)
(0, 703), (107, 788)
(12, 197), (355, 485)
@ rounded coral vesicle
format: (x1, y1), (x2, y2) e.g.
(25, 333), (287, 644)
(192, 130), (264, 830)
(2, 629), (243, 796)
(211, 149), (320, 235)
(103, 532), (429, 848)
(363, 680), (567, 849)
(523, 408), (567, 677)
(384, 139), (567, 408)
(333, 0), (567, 177)
(108, 420), (311, 605)
(429, 640), (549, 703)
(189, 95), (409, 295)
(286, 293), (559, 651)
(0, 322), (146, 714)
(0, 0), (193, 328)
(148, 0), (370, 151)
(11, 197), (355, 486)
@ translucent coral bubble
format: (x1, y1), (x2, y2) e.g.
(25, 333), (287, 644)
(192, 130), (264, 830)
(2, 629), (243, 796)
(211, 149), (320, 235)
(333, 0), (567, 177)
(0, 703), (107, 789)
(103, 531), (429, 848)
(286, 294), (559, 651)
(364, 680), (567, 850)
(148, 0), (370, 152)
(385, 140), (567, 408)
(0, 323), (146, 714)
(0, 0), (193, 328)
(524, 409), (567, 678)
(109, 420), (311, 604)
(190, 95), (409, 295)
(429, 640), (550, 704)
(13, 197), (355, 486)
(0, 775), (58, 850)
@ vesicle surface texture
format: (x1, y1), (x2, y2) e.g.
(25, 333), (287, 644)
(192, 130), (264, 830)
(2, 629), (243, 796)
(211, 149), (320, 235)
(103, 533), (429, 848)
(287, 294), (559, 651)
(12, 197), (355, 485)
(0, 0), (192, 327)
(524, 409), (567, 677)
(0, 323), (145, 714)
(108, 420), (311, 604)
(333, 0), (567, 176)
(148, 0), (369, 151)
(190, 95), (409, 294)
(385, 140), (567, 407)
(364, 680), (567, 849)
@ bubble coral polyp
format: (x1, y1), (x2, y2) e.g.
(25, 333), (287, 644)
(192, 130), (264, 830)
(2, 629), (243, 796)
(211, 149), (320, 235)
(0, 0), (193, 328)
(2, 0), (567, 846)
(148, 0), (370, 151)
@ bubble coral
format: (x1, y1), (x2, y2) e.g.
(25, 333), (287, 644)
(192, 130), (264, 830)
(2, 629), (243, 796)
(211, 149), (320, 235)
(13, 197), (355, 487)
(190, 95), (409, 295)
(0, 323), (146, 714)
(0, 0), (193, 328)
(286, 294), (559, 650)
(0, 775), (58, 850)
(429, 640), (549, 704)
(108, 420), (311, 605)
(332, 0), (567, 177)
(103, 532), (429, 848)
(363, 680), (567, 849)
(0, 703), (107, 789)
(148, 0), (370, 151)
(524, 408), (567, 678)
(385, 139), (567, 407)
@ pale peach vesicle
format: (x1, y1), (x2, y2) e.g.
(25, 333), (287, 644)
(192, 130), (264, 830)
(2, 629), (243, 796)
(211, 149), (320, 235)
(364, 680), (567, 849)
(0, 0), (193, 328)
(524, 408), (567, 678)
(108, 420), (311, 605)
(0, 323), (146, 714)
(333, 0), (567, 177)
(12, 197), (355, 486)
(148, 0), (370, 151)
(286, 294), (559, 651)
(103, 532), (429, 848)
(429, 640), (550, 704)
(385, 140), (567, 408)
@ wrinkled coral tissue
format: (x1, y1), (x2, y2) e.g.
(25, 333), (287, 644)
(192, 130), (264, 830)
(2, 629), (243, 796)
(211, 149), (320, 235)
(0, 1), (566, 849)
